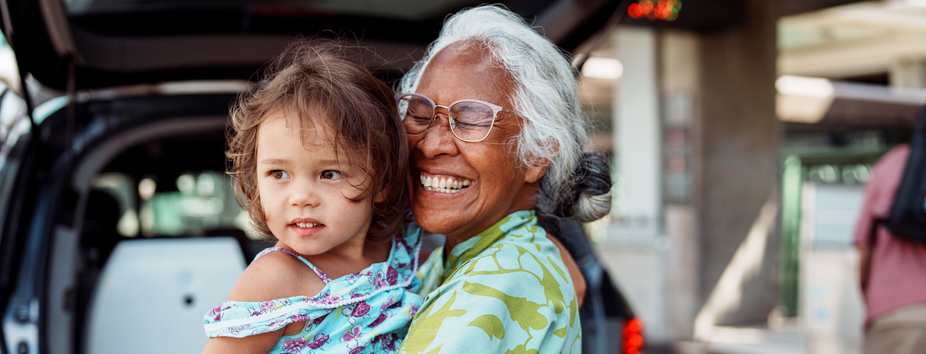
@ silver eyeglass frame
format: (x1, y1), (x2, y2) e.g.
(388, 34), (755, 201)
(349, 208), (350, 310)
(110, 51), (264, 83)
(395, 93), (526, 143)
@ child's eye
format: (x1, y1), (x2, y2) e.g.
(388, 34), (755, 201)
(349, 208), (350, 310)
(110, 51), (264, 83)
(269, 170), (289, 180)
(321, 170), (342, 180)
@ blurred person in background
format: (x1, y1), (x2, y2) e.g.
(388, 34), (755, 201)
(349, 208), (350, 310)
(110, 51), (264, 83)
(854, 143), (926, 354)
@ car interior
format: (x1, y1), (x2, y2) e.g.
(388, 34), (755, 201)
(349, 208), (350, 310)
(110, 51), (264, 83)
(52, 109), (271, 354)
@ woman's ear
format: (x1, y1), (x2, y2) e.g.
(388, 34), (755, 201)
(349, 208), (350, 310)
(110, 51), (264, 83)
(524, 158), (551, 184)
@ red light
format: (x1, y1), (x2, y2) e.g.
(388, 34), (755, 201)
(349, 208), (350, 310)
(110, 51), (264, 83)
(630, 0), (680, 21)
(624, 318), (642, 332)
(622, 318), (645, 354)
(655, 4), (667, 19)
(639, 1), (654, 15)
(628, 333), (644, 347)
(627, 3), (643, 18)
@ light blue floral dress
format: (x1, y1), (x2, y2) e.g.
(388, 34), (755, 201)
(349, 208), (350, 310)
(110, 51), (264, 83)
(204, 224), (423, 354)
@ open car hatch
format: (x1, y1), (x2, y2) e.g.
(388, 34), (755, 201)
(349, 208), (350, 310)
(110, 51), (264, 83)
(2, 0), (625, 92)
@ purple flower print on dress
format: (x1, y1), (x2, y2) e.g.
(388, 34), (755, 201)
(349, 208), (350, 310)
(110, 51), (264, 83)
(349, 346), (365, 354)
(290, 314), (312, 323)
(342, 301), (371, 325)
(382, 333), (398, 351)
(307, 333), (329, 349)
(409, 304), (419, 320)
(395, 235), (413, 254)
(259, 300), (276, 314)
(370, 295), (395, 327)
(373, 271), (388, 288)
(381, 296), (396, 310)
(369, 313), (388, 328)
(386, 266), (398, 285)
(208, 305), (222, 320)
(352, 301), (371, 317)
(341, 326), (363, 342)
(282, 336), (309, 353)
(319, 294), (341, 305)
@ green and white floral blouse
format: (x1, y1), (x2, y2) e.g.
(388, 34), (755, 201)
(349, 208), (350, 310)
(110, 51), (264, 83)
(399, 210), (581, 354)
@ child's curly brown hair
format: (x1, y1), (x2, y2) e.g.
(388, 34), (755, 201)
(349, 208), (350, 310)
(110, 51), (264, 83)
(227, 39), (408, 241)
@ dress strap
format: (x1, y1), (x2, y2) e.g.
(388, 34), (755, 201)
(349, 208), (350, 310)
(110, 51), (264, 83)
(254, 247), (332, 284)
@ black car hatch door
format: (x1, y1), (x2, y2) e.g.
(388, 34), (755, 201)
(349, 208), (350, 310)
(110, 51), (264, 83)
(0, 0), (625, 92)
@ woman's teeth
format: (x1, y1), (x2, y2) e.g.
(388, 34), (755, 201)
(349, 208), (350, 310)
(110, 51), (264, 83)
(295, 222), (320, 228)
(420, 175), (471, 194)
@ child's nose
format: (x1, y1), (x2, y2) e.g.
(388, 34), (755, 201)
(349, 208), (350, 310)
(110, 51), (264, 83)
(289, 183), (320, 207)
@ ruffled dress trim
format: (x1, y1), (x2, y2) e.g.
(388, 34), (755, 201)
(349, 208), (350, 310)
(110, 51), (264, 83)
(203, 223), (422, 338)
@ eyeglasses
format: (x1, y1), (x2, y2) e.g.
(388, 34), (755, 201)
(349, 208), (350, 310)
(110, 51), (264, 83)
(395, 93), (526, 143)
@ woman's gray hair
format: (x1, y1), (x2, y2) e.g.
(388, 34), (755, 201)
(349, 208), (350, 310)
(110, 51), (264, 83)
(399, 4), (611, 222)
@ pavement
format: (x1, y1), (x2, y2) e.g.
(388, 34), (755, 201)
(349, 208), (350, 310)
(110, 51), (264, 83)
(647, 325), (808, 354)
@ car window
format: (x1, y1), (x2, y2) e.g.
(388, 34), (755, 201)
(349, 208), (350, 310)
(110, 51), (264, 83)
(91, 171), (258, 239)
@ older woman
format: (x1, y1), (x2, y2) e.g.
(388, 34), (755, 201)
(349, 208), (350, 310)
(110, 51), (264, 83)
(396, 5), (612, 354)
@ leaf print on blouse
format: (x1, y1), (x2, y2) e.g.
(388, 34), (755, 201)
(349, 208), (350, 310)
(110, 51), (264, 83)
(461, 281), (546, 332)
(403, 291), (467, 350)
(468, 314), (505, 341)
(400, 211), (581, 354)
(463, 243), (573, 323)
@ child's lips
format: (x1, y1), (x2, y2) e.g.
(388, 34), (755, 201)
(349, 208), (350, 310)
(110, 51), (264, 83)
(290, 223), (324, 237)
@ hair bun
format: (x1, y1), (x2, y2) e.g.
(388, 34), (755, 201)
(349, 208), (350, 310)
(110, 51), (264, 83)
(565, 152), (612, 222)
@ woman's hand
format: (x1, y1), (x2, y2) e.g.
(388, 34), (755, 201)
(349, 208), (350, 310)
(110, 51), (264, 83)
(547, 233), (586, 308)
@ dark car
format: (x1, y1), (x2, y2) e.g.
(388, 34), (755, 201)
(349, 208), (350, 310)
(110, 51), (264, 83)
(0, 1), (640, 353)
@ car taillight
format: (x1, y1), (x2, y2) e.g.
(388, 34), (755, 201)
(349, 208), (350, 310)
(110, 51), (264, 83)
(622, 317), (644, 354)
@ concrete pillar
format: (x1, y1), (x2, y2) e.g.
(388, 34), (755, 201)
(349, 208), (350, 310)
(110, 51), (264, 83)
(615, 26), (662, 237)
(661, 29), (701, 340)
(692, 0), (781, 335)
(602, 25), (670, 343)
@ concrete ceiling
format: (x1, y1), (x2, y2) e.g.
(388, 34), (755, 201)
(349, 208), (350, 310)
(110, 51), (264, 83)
(779, 0), (926, 78)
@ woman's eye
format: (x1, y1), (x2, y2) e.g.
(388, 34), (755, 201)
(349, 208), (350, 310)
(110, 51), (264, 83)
(270, 170), (289, 179)
(321, 170), (342, 180)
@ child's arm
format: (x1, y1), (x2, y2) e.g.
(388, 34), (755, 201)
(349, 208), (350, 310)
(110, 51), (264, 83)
(202, 251), (327, 354)
(203, 331), (283, 354)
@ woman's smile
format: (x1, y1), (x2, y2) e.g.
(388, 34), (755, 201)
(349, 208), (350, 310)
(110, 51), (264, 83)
(418, 172), (472, 194)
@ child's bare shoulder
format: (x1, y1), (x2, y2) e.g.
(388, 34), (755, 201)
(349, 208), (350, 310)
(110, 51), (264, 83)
(227, 251), (326, 302)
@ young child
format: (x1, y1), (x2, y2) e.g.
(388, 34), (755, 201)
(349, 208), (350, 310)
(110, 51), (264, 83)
(202, 40), (422, 354)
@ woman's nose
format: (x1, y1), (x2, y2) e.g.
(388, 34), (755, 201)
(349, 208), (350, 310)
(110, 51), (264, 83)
(415, 115), (459, 158)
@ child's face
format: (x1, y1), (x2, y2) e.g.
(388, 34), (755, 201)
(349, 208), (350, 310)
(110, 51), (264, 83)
(256, 111), (374, 258)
